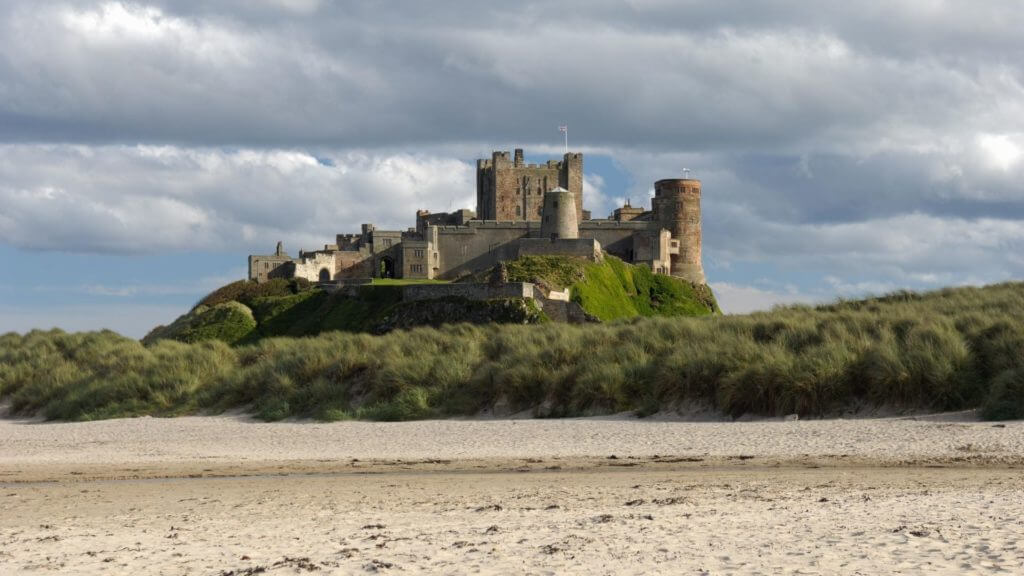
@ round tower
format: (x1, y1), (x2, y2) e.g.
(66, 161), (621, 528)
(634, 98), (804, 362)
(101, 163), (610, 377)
(540, 187), (579, 240)
(654, 178), (705, 284)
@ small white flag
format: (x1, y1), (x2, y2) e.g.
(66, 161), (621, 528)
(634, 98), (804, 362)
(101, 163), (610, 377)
(558, 125), (567, 132)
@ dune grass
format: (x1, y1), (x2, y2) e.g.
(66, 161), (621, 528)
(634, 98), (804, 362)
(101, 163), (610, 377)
(3, 281), (1024, 422)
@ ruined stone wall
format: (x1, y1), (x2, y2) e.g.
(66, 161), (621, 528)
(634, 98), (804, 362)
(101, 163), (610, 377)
(336, 233), (365, 250)
(293, 252), (337, 283)
(416, 209), (476, 234)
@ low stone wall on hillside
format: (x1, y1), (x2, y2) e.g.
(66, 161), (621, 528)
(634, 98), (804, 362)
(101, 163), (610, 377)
(402, 283), (536, 302)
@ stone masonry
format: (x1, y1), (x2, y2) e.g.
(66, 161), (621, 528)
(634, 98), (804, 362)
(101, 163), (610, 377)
(476, 149), (583, 222)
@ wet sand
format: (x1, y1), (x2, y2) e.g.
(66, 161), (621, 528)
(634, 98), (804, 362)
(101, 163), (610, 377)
(1, 415), (1022, 574)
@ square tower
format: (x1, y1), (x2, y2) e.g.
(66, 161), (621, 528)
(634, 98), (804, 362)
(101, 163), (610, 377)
(476, 148), (583, 222)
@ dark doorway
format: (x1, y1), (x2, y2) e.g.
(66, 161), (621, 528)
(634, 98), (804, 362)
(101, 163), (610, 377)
(318, 268), (330, 283)
(379, 257), (395, 278)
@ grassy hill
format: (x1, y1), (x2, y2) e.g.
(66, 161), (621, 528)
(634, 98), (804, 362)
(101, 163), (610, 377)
(143, 255), (718, 345)
(500, 254), (719, 320)
(3, 281), (1024, 422)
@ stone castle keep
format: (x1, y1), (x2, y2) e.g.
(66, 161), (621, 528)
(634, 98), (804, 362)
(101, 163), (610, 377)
(249, 149), (705, 286)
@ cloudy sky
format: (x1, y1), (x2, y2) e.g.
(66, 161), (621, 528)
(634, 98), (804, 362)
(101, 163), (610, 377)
(2, 0), (1023, 337)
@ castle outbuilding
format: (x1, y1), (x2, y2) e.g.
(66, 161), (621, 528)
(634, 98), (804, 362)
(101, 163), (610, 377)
(249, 149), (706, 286)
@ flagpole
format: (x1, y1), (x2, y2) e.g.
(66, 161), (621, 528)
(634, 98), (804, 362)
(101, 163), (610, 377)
(559, 125), (568, 154)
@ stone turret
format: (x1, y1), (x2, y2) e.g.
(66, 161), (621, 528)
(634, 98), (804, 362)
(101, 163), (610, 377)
(653, 178), (705, 284)
(540, 187), (578, 240)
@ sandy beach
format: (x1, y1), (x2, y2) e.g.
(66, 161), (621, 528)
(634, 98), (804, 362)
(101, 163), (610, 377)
(2, 414), (1023, 574)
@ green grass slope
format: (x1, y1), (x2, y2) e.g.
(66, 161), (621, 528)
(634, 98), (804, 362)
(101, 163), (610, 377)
(6, 281), (1024, 422)
(502, 254), (719, 320)
(145, 255), (717, 346)
(144, 279), (542, 345)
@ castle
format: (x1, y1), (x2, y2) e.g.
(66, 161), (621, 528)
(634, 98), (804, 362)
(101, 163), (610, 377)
(248, 149), (705, 286)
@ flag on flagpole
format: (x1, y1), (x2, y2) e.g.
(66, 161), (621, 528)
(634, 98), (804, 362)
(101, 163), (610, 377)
(558, 125), (567, 132)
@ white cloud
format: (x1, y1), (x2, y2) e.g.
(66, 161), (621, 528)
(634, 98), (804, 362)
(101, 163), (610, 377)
(710, 282), (820, 314)
(0, 145), (474, 253)
(978, 133), (1023, 171)
(582, 173), (612, 218)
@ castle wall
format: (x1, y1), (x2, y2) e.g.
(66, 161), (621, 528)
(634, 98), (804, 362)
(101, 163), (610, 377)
(334, 250), (374, 279)
(629, 229), (674, 274)
(248, 254), (293, 283)
(369, 230), (402, 254)
(432, 221), (533, 279)
(578, 220), (652, 261)
(401, 238), (431, 279)
(516, 238), (601, 261)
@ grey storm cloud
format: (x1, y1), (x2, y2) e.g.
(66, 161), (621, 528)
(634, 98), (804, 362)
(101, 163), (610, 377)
(1, 0), (1021, 152)
(1, 0), (1023, 313)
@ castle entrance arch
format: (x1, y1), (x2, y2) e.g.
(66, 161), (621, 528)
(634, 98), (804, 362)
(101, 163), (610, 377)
(318, 268), (330, 283)
(379, 256), (395, 279)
